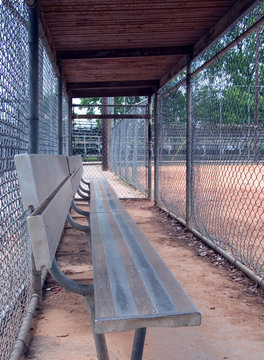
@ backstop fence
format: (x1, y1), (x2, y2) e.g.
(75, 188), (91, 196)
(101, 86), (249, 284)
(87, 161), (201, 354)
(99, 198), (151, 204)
(156, 1), (264, 278)
(0, 2), (69, 358)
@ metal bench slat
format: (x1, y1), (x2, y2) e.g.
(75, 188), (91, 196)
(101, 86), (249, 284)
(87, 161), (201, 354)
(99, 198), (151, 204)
(90, 179), (201, 334)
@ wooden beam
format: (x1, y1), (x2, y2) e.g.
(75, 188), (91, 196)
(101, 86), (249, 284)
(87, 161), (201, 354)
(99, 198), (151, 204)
(71, 88), (154, 98)
(159, 0), (258, 88)
(57, 46), (193, 60)
(72, 114), (150, 120)
(67, 80), (159, 90)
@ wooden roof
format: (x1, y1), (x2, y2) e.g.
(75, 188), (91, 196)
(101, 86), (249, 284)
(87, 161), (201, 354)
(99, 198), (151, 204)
(39, 0), (258, 98)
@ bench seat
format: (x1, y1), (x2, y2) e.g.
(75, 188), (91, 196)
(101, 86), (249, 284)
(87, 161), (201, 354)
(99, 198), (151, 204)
(90, 179), (201, 333)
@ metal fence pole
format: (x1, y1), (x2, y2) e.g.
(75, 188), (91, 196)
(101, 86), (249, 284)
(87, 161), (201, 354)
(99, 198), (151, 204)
(153, 91), (159, 205)
(58, 61), (63, 154)
(186, 56), (193, 230)
(102, 97), (109, 170)
(68, 96), (72, 155)
(147, 95), (152, 199)
(27, 0), (43, 302)
(28, 0), (39, 154)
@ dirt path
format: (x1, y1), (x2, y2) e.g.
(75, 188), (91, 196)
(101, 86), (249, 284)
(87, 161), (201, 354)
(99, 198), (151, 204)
(22, 200), (264, 360)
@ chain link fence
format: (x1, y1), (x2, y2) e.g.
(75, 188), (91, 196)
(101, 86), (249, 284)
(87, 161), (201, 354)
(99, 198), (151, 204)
(109, 101), (149, 196)
(0, 2), (32, 359)
(156, 1), (264, 277)
(0, 2), (70, 358)
(39, 40), (59, 154)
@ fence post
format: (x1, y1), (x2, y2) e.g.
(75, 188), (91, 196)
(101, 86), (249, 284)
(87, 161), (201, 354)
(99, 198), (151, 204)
(27, 0), (43, 302)
(186, 56), (193, 230)
(28, 0), (39, 154)
(153, 91), (159, 205)
(68, 96), (72, 155)
(58, 61), (63, 154)
(147, 95), (152, 199)
(102, 97), (109, 170)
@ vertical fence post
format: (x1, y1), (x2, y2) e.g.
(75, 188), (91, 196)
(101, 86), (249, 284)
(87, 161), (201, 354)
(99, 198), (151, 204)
(186, 56), (193, 230)
(28, 0), (39, 154)
(147, 95), (152, 199)
(68, 96), (72, 156)
(27, 0), (42, 301)
(58, 61), (63, 154)
(102, 97), (109, 170)
(153, 91), (159, 205)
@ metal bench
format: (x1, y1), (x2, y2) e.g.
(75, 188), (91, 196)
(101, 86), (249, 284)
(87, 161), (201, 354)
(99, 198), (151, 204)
(15, 154), (201, 360)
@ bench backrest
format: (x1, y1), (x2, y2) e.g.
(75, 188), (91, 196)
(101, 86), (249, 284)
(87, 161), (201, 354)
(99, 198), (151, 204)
(15, 154), (83, 270)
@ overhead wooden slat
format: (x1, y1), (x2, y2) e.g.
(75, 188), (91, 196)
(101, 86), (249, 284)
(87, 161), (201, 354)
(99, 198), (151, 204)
(57, 46), (192, 60)
(39, 0), (258, 98)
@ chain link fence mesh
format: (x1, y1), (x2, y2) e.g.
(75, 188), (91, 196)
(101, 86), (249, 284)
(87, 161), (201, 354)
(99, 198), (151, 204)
(157, 85), (187, 222)
(109, 101), (149, 196)
(0, 1), (32, 359)
(39, 41), (59, 154)
(157, 2), (264, 277)
(0, 2), (70, 357)
(62, 96), (69, 155)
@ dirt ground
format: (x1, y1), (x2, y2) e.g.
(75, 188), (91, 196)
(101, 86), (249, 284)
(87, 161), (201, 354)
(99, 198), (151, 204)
(21, 199), (264, 360)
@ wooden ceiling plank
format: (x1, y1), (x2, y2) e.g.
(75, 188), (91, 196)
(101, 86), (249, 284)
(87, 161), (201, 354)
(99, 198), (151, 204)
(67, 80), (159, 89)
(57, 46), (192, 60)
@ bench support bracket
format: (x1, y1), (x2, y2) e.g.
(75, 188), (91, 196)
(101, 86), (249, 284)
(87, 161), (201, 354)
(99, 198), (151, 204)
(67, 213), (90, 232)
(50, 260), (109, 360)
(77, 188), (90, 200)
(71, 199), (90, 217)
(131, 328), (147, 360)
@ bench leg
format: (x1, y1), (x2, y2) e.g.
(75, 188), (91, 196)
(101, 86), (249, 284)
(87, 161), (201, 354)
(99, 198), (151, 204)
(84, 295), (109, 360)
(131, 328), (147, 360)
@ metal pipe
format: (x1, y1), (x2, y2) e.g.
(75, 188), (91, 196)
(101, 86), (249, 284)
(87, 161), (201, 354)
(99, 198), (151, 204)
(102, 97), (109, 171)
(28, 0), (39, 154)
(50, 259), (93, 295)
(68, 96), (72, 155)
(81, 178), (90, 187)
(84, 295), (109, 360)
(9, 294), (39, 360)
(79, 183), (90, 194)
(159, 17), (264, 100)
(153, 92), (159, 205)
(71, 199), (90, 217)
(58, 61), (63, 154)
(67, 213), (90, 232)
(147, 95), (152, 199)
(191, 228), (264, 289)
(191, 16), (264, 79)
(186, 56), (193, 230)
(131, 328), (147, 360)
(157, 204), (264, 289)
(77, 188), (90, 201)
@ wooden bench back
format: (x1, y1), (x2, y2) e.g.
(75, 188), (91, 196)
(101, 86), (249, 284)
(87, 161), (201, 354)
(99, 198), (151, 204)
(15, 154), (83, 271)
